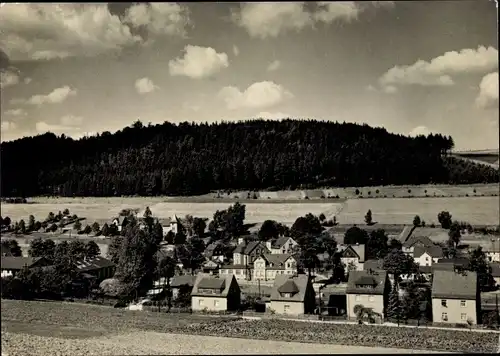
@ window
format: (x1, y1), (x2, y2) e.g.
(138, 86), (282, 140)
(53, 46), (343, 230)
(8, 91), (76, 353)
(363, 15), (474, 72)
(199, 299), (204, 306)
(286, 263), (290, 268)
(355, 295), (361, 302)
(461, 313), (467, 321)
(441, 299), (447, 307)
(214, 300), (219, 307)
(368, 296), (374, 302)
(460, 300), (466, 307)
(441, 312), (448, 321)
(284, 304), (290, 314)
(425, 257), (429, 261)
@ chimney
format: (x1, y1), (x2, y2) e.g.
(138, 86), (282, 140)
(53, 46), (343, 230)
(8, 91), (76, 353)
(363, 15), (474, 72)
(238, 237), (245, 245)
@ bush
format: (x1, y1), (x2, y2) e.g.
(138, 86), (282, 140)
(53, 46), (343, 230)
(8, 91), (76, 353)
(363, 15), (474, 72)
(375, 189), (380, 194)
(355, 189), (360, 195)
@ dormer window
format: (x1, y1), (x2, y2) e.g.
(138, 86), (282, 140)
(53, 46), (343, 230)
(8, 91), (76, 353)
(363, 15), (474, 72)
(280, 292), (294, 298)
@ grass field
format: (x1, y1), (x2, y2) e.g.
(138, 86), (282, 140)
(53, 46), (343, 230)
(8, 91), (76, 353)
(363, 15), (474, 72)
(2, 196), (498, 227)
(0, 300), (450, 355)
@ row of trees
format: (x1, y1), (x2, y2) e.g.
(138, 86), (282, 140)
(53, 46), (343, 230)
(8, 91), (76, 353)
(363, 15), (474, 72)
(2, 119), (497, 197)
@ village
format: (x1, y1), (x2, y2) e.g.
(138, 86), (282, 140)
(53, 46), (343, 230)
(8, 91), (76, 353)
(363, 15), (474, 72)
(1, 202), (500, 329)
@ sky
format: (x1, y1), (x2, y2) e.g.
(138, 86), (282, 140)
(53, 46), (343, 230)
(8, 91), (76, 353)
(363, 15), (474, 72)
(0, 1), (498, 150)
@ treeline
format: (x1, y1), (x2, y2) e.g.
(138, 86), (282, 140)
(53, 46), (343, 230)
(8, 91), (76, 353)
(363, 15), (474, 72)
(1, 119), (498, 197)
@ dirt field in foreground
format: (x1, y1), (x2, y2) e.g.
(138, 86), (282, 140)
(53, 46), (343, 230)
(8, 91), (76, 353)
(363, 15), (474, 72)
(1, 331), (445, 355)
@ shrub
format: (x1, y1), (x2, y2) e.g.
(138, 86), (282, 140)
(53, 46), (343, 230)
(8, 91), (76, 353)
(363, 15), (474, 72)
(355, 189), (360, 195)
(368, 191), (371, 195)
(376, 189), (380, 194)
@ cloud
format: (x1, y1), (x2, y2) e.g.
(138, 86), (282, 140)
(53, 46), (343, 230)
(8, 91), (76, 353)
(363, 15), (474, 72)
(0, 3), (189, 61)
(135, 77), (159, 94)
(35, 121), (81, 134)
(0, 67), (20, 88)
(60, 114), (83, 126)
(124, 3), (191, 37)
(233, 2), (394, 39)
(408, 125), (431, 137)
(233, 45), (239, 56)
(255, 111), (291, 120)
(1, 121), (17, 131)
(233, 3), (312, 39)
(476, 72), (499, 109)
(28, 86), (77, 105)
(24, 77), (32, 84)
(169, 45), (229, 79)
(382, 85), (397, 94)
(267, 60), (281, 72)
(379, 46), (498, 88)
(218, 81), (293, 110)
(4, 108), (27, 117)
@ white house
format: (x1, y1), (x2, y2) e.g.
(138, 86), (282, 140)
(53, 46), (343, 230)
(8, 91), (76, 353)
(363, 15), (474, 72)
(412, 244), (443, 267)
(265, 236), (299, 255)
(253, 254), (298, 281)
(338, 244), (365, 273)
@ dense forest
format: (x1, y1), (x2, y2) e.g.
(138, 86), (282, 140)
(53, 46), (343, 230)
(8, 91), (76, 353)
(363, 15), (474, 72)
(1, 119), (498, 197)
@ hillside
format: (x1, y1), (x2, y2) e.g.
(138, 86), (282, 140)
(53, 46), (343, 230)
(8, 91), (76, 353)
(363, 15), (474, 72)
(1, 119), (498, 197)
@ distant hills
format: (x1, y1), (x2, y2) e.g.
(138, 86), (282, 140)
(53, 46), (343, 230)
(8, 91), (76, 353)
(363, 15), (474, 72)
(451, 149), (499, 168)
(0, 119), (498, 197)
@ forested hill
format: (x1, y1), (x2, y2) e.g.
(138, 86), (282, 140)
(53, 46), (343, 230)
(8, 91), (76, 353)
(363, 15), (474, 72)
(1, 119), (498, 197)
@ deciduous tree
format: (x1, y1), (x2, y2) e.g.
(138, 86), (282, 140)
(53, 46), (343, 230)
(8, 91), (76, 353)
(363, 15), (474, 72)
(364, 210), (373, 225)
(344, 226), (368, 245)
(438, 211), (452, 229)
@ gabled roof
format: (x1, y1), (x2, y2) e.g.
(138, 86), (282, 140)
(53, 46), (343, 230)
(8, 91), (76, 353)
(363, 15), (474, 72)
(338, 244), (365, 262)
(432, 270), (477, 300)
(191, 273), (239, 297)
(233, 241), (267, 255)
(399, 226), (415, 242)
(403, 235), (434, 248)
(436, 257), (470, 267)
(171, 275), (195, 288)
(272, 236), (294, 249)
(346, 270), (387, 295)
(1, 256), (47, 270)
(413, 244), (443, 258)
(76, 256), (115, 272)
(258, 253), (294, 269)
(270, 274), (311, 302)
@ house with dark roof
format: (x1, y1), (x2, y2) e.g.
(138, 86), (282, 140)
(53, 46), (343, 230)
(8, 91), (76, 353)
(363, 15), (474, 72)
(269, 274), (316, 315)
(431, 270), (479, 325)
(202, 259), (220, 275)
(75, 256), (115, 282)
(1, 256), (52, 278)
(265, 236), (299, 255)
(203, 241), (226, 262)
(346, 270), (389, 321)
(219, 240), (269, 281)
(403, 235), (435, 255)
(191, 273), (241, 312)
(252, 253), (298, 281)
(413, 244), (444, 267)
(338, 244), (365, 273)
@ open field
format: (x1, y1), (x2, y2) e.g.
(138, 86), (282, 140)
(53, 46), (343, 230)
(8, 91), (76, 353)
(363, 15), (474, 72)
(0, 300), (480, 354)
(2, 196), (498, 227)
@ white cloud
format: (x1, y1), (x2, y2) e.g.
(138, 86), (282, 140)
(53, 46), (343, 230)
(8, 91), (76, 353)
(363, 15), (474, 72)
(233, 45), (240, 56)
(60, 114), (83, 126)
(379, 46), (498, 88)
(4, 108), (27, 116)
(125, 3), (190, 37)
(135, 77), (159, 94)
(218, 81), (293, 110)
(408, 125), (431, 137)
(0, 4), (188, 61)
(0, 67), (20, 88)
(365, 84), (377, 92)
(255, 111), (291, 120)
(1, 121), (17, 131)
(267, 60), (281, 72)
(382, 85), (397, 94)
(233, 2), (394, 39)
(28, 86), (77, 105)
(24, 77), (32, 84)
(169, 45), (229, 79)
(476, 72), (499, 109)
(35, 121), (80, 134)
(233, 3), (312, 39)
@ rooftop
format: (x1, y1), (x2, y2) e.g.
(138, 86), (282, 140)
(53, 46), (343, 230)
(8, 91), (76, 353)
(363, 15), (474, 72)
(270, 274), (311, 302)
(432, 270), (477, 300)
(346, 270), (387, 295)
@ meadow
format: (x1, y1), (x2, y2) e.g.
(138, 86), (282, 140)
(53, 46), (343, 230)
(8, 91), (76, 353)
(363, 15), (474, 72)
(2, 195), (498, 227)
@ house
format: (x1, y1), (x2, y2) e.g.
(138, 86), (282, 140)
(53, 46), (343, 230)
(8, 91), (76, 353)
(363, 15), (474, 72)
(170, 275), (196, 299)
(431, 270), (479, 325)
(253, 254), (298, 281)
(346, 270), (389, 321)
(0, 256), (52, 278)
(319, 283), (347, 316)
(202, 260), (220, 275)
(204, 241), (226, 262)
(191, 273), (241, 312)
(338, 244), (365, 272)
(269, 274), (316, 315)
(413, 244), (444, 267)
(219, 240), (269, 280)
(402, 235), (435, 256)
(159, 214), (185, 236)
(265, 236), (299, 255)
(75, 256), (115, 282)
(111, 216), (128, 232)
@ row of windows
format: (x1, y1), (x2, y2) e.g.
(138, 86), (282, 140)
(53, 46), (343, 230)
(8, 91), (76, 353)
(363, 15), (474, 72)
(441, 299), (467, 307)
(355, 295), (375, 302)
(198, 299), (220, 307)
(441, 312), (468, 321)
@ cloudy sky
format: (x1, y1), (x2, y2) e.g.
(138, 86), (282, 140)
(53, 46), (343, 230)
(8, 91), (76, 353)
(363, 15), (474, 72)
(1, 1), (498, 149)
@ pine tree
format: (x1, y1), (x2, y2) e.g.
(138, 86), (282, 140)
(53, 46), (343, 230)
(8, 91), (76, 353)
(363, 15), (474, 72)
(387, 283), (402, 325)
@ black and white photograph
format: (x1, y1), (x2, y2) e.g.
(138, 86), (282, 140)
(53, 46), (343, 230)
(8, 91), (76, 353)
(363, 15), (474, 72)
(1, 1), (499, 355)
